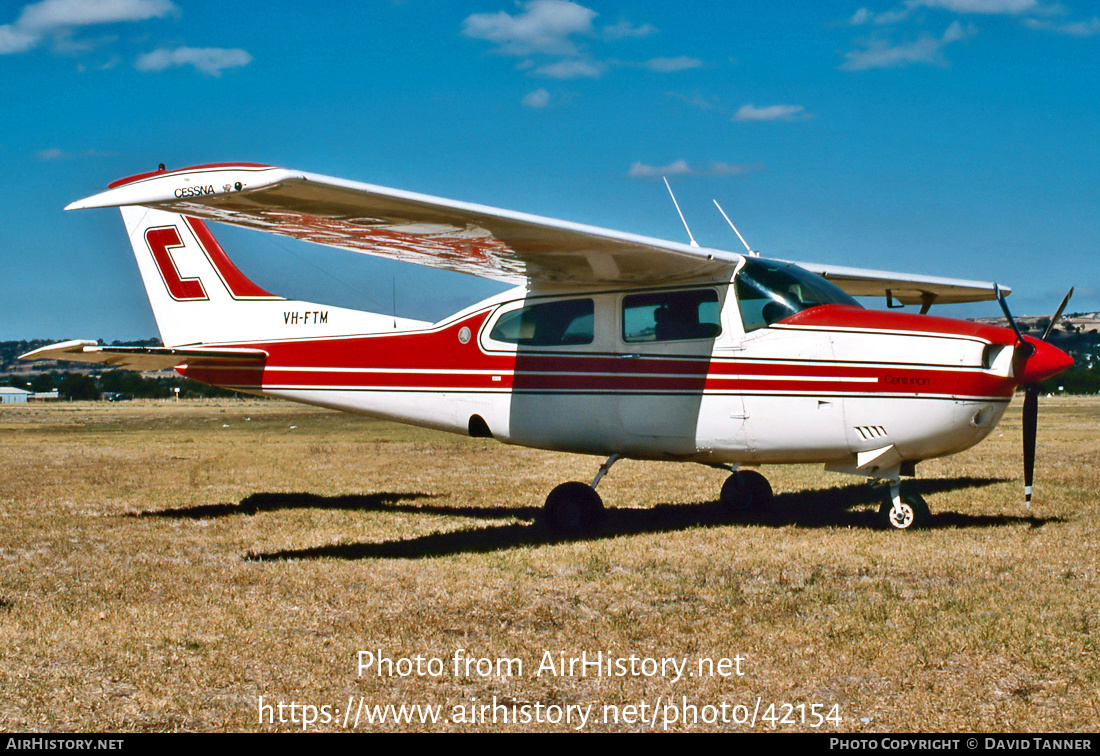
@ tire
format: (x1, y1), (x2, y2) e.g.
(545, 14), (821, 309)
(544, 482), (604, 534)
(720, 470), (773, 511)
(878, 493), (930, 531)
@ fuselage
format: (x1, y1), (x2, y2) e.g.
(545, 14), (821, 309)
(180, 258), (1058, 471)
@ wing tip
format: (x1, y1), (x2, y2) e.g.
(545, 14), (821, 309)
(67, 162), (285, 211)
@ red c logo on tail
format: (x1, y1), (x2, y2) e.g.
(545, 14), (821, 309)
(145, 226), (209, 301)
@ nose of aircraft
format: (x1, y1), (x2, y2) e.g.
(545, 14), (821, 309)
(1016, 335), (1074, 385)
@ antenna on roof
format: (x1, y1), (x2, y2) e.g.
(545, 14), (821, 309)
(713, 199), (758, 257)
(663, 176), (699, 248)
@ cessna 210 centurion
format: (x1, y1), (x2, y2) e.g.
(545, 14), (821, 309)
(23, 163), (1074, 533)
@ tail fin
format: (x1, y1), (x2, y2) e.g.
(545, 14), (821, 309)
(120, 206), (417, 346)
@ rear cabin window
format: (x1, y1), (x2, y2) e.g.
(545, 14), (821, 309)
(622, 289), (721, 343)
(488, 298), (594, 347)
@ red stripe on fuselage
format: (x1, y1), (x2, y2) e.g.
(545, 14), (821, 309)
(178, 308), (1016, 400)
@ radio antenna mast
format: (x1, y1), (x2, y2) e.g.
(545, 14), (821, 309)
(713, 199), (757, 257)
(663, 177), (699, 247)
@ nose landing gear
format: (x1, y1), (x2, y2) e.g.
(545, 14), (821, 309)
(878, 480), (930, 530)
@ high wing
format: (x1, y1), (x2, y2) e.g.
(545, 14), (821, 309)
(67, 163), (739, 286)
(20, 340), (267, 371)
(789, 261), (1008, 307)
(67, 162), (1006, 301)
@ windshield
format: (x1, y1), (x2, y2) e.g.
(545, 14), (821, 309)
(735, 258), (860, 333)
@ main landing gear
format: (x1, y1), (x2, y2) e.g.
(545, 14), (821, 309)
(541, 456), (776, 535)
(542, 454), (618, 535)
(719, 469), (773, 512)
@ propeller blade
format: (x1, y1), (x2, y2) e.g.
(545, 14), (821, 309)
(995, 283), (1033, 357)
(1022, 384), (1038, 510)
(1003, 286), (1073, 512)
(1041, 287), (1074, 342)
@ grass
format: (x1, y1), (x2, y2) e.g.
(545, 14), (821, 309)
(0, 397), (1097, 732)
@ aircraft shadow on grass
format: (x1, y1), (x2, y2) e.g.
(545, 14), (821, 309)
(191, 475), (1064, 562)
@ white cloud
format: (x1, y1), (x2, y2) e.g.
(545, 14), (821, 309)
(627, 160), (755, 178)
(464, 2), (691, 86)
(602, 19), (657, 40)
(462, 0), (596, 57)
(1024, 16), (1100, 36)
(913, 0), (1039, 13)
(734, 104), (811, 121)
(852, 0), (1041, 27)
(840, 22), (975, 70)
(840, 34), (945, 69)
(643, 56), (702, 72)
(667, 91), (719, 110)
(707, 162), (755, 176)
(628, 159), (693, 178)
(0, 26), (38, 54)
(843, 0), (1091, 69)
(136, 46), (251, 76)
(522, 88), (551, 107)
(942, 19), (970, 41)
(0, 0), (175, 54)
(849, 8), (872, 25)
(533, 57), (604, 78)
(35, 146), (117, 160)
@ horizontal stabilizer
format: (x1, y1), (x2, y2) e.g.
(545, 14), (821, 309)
(20, 340), (267, 371)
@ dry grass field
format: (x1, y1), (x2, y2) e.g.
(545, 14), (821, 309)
(1, 397), (1097, 732)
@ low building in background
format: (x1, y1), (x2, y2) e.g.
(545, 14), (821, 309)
(0, 387), (30, 404)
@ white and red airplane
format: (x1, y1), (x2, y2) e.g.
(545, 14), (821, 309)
(22, 163), (1074, 532)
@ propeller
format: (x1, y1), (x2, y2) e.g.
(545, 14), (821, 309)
(994, 285), (1075, 510)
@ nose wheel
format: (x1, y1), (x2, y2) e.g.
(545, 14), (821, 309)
(878, 487), (930, 530)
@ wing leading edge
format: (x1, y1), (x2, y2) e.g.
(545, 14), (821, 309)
(67, 162), (1006, 302)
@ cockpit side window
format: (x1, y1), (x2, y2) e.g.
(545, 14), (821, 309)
(489, 298), (594, 346)
(622, 289), (721, 343)
(735, 258), (861, 333)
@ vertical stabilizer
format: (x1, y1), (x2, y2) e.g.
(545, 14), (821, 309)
(118, 206), (424, 347)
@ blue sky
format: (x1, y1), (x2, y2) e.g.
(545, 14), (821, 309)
(2, 0), (1097, 341)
